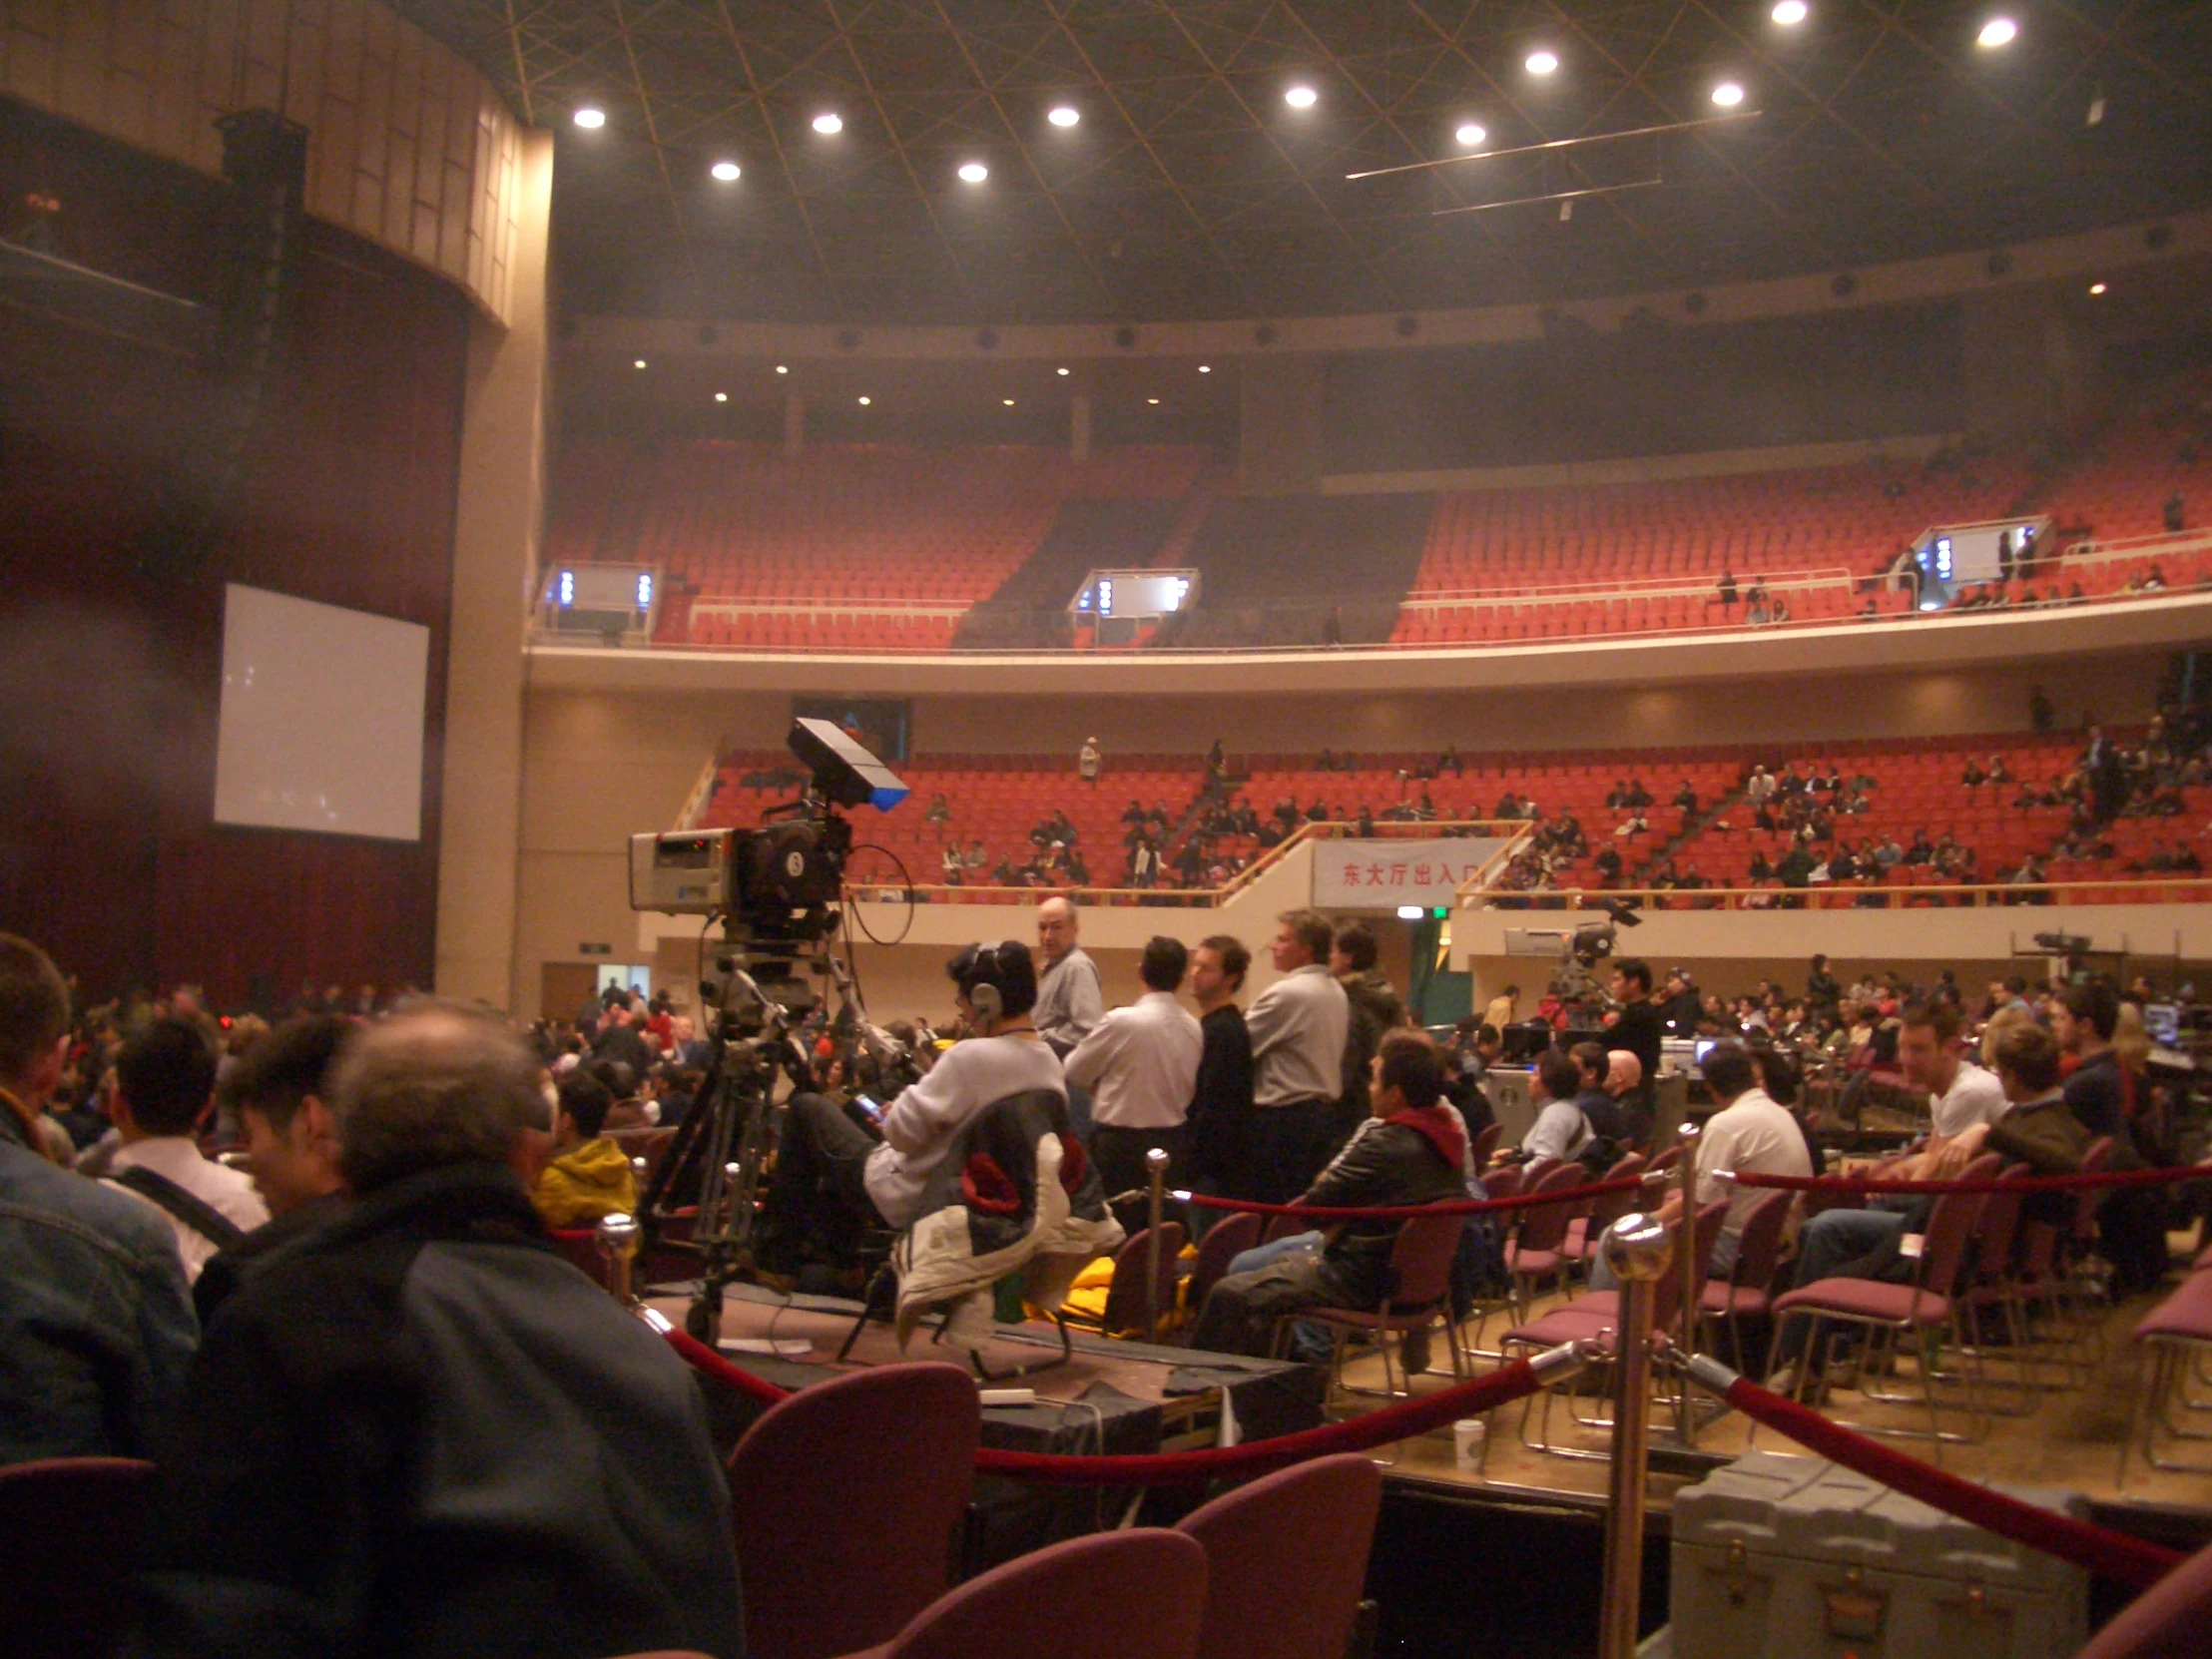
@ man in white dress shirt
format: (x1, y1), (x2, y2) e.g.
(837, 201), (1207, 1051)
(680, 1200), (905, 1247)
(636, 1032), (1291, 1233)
(104, 1018), (269, 1284)
(1240, 910), (1351, 1205)
(1064, 936), (1203, 1231)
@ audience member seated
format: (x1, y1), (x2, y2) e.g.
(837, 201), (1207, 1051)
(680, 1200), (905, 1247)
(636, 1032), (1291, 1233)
(532, 1069), (641, 1230)
(0, 934), (198, 1464)
(131, 1004), (746, 1659)
(195, 1015), (355, 1326)
(104, 1018), (269, 1286)
(1516, 1047), (1596, 1163)
(1189, 1030), (1464, 1358)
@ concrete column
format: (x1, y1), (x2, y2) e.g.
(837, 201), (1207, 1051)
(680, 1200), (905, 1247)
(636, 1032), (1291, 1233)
(434, 128), (553, 1011)
(784, 389), (806, 457)
(1070, 391), (1092, 463)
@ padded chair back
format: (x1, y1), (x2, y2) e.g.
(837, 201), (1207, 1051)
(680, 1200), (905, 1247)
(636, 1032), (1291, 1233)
(1102, 1221), (1188, 1336)
(882, 1528), (1208, 1659)
(1469, 1120), (1503, 1170)
(1187, 1212), (1263, 1315)
(1585, 1153), (1650, 1234)
(1918, 1154), (2000, 1300)
(1970, 1164), (2032, 1285)
(1649, 1145), (1683, 1174)
(2074, 1136), (2117, 1243)
(1483, 1163), (1525, 1201)
(1384, 1212), (1466, 1310)
(1651, 1201), (1731, 1331)
(1514, 1161), (1589, 1254)
(1262, 1212), (1311, 1245)
(1728, 1189), (1796, 1291)
(0, 1457), (155, 1659)
(729, 1363), (979, 1659)
(1177, 1454), (1382, 1659)
(548, 1228), (610, 1288)
(2074, 1533), (2212, 1659)
(1524, 1157), (1563, 1186)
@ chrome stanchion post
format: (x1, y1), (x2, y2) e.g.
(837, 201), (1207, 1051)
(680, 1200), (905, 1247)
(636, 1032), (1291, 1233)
(597, 1211), (641, 1306)
(1674, 1121), (1702, 1446)
(1145, 1147), (1170, 1346)
(1599, 1211), (1672, 1659)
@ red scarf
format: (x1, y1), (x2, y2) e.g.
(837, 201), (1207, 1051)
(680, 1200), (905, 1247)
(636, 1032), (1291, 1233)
(1384, 1104), (1466, 1173)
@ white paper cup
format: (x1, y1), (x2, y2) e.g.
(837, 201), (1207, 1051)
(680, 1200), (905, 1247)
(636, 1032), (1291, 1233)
(1453, 1417), (1487, 1470)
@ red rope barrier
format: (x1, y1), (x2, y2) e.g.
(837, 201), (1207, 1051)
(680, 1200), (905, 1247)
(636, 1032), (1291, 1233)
(665, 1327), (1550, 1484)
(1179, 1173), (1648, 1220)
(1730, 1163), (2212, 1197)
(1720, 1374), (2183, 1590)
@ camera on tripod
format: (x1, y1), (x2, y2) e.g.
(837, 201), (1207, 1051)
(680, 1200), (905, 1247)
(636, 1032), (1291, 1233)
(629, 717), (908, 943)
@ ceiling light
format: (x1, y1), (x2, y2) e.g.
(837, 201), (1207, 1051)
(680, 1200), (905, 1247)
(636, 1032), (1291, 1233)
(573, 107), (606, 129)
(1455, 123), (1487, 147)
(2089, 281), (2107, 295)
(1056, 365), (1070, 375)
(714, 391), (728, 402)
(1526, 50), (1559, 75)
(633, 358), (647, 369)
(1977, 16), (2016, 48)
(1003, 398), (1015, 405)
(1147, 397), (1160, 405)
(775, 364), (789, 374)
(1772, 0), (1808, 24)
(813, 112), (842, 135)
(957, 161), (989, 183)
(1712, 81), (1746, 107)
(1285, 85), (1319, 109)
(710, 160), (741, 182)
(857, 395), (871, 405)
(1198, 364), (1211, 373)
(1047, 106), (1079, 128)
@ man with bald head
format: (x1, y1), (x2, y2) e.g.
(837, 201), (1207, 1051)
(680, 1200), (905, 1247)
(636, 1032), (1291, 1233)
(132, 1005), (745, 1659)
(1034, 893), (1103, 1131)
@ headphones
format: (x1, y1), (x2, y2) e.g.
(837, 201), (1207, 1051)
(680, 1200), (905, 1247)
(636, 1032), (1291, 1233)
(962, 941), (1015, 1023)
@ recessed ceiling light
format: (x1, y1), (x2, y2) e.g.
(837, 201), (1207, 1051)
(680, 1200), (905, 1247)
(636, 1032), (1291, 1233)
(573, 107), (606, 129)
(1047, 106), (1079, 128)
(714, 391), (728, 402)
(857, 395), (871, 405)
(710, 160), (741, 182)
(775, 364), (789, 374)
(1285, 85), (1319, 109)
(1455, 122), (1487, 147)
(1197, 364), (1211, 373)
(813, 112), (842, 135)
(1147, 397), (1160, 405)
(1772, 0), (1809, 24)
(1712, 81), (1746, 107)
(1526, 50), (1559, 75)
(633, 358), (647, 369)
(957, 161), (988, 183)
(1056, 366), (1070, 376)
(1977, 16), (2016, 48)
(2089, 281), (2107, 294)
(1003, 398), (1015, 406)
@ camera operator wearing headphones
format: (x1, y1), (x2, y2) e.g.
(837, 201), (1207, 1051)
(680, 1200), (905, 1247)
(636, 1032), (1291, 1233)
(761, 941), (1065, 1278)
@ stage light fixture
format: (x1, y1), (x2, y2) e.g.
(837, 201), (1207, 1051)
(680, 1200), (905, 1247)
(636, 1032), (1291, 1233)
(573, 107), (606, 129)
(714, 391), (728, 402)
(2089, 281), (2107, 294)
(1526, 50), (1559, 75)
(957, 161), (989, 183)
(1455, 123), (1487, 147)
(633, 358), (647, 369)
(711, 160), (741, 182)
(1977, 16), (2016, 47)
(1772, 0), (1808, 23)
(1048, 106), (1079, 128)
(1712, 81), (1746, 107)
(1285, 85), (1319, 109)
(813, 112), (843, 134)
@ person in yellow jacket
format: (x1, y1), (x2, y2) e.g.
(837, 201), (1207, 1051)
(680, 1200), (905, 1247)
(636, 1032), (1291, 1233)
(533, 1070), (638, 1229)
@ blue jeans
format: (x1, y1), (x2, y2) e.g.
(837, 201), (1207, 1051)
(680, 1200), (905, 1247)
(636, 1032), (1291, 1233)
(1772, 1203), (1914, 1366)
(1217, 1232), (1331, 1360)
(1587, 1225), (1738, 1293)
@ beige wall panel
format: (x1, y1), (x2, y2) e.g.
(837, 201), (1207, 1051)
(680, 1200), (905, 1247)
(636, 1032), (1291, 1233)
(5, 2), (59, 107)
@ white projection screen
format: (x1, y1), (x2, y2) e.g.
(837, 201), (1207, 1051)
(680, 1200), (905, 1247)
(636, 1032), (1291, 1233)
(213, 584), (429, 841)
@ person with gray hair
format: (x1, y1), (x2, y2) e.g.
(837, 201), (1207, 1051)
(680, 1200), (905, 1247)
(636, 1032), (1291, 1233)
(131, 1004), (746, 1659)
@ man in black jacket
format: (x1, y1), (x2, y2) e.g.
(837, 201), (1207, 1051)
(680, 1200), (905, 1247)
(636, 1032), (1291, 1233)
(131, 1005), (745, 1659)
(1189, 1030), (1465, 1358)
(1186, 935), (1256, 1204)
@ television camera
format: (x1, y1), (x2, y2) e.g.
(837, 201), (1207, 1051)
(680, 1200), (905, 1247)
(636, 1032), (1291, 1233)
(629, 718), (911, 1338)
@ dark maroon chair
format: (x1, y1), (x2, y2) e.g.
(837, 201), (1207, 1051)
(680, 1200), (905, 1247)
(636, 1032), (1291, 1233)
(1292, 1212), (1468, 1396)
(1468, 1120), (1503, 1171)
(2074, 1534), (2212, 1659)
(1481, 1162), (1525, 1202)
(1699, 1188), (1796, 1374)
(1185, 1211), (1263, 1320)
(2123, 1269), (2212, 1481)
(1101, 1221), (1189, 1338)
(841, 1528), (1209, 1659)
(548, 1227), (611, 1288)
(1177, 1454), (1382, 1659)
(730, 1363), (979, 1659)
(0, 1456), (156, 1659)
(1563, 1152), (1650, 1275)
(1502, 1161), (1592, 1316)
(1262, 1212), (1311, 1245)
